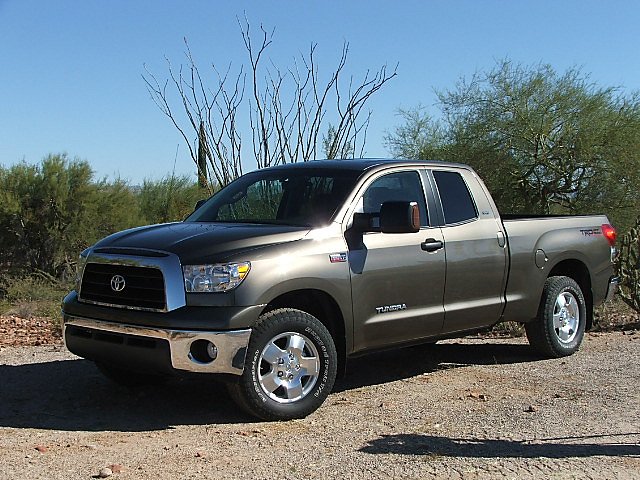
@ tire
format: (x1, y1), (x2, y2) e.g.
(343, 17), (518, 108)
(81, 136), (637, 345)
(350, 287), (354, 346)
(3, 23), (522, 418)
(227, 308), (337, 421)
(95, 362), (167, 387)
(525, 276), (587, 358)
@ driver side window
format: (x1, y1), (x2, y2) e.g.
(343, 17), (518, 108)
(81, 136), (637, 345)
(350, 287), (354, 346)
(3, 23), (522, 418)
(361, 171), (429, 227)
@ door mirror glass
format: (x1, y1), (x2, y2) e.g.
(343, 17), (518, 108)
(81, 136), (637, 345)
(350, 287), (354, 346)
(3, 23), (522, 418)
(380, 201), (420, 233)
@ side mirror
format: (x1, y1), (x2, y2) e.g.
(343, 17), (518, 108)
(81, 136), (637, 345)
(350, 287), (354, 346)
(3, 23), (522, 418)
(380, 201), (420, 233)
(351, 212), (374, 231)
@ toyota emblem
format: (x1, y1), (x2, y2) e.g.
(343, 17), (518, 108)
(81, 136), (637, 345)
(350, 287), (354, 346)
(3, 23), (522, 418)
(110, 274), (126, 292)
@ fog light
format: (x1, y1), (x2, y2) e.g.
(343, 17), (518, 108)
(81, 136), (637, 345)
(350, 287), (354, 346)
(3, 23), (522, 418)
(189, 339), (218, 364)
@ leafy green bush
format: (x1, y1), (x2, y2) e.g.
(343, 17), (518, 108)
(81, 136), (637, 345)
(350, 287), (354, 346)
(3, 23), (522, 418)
(0, 154), (143, 277)
(0, 154), (207, 281)
(138, 175), (207, 224)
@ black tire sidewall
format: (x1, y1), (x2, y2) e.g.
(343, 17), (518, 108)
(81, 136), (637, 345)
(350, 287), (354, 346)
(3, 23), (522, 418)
(241, 309), (337, 420)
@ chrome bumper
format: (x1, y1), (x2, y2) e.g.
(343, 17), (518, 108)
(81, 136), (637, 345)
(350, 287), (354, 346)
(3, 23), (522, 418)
(605, 276), (620, 302)
(63, 316), (251, 375)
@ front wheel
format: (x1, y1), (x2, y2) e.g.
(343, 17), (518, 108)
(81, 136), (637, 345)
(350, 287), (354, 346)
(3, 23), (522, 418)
(227, 308), (337, 421)
(525, 276), (587, 358)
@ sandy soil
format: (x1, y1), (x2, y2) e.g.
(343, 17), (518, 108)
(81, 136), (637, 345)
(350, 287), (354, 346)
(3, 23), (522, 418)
(0, 332), (638, 479)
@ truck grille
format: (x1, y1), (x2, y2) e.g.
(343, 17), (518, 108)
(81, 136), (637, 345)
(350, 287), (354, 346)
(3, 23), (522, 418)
(80, 263), (166, 311)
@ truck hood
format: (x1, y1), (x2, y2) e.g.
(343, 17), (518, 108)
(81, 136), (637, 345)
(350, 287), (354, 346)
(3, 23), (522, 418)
(93, 222), (310, 264)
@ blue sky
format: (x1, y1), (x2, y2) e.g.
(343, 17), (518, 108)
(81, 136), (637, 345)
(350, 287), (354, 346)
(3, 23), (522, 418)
(1, 0), (639, 183)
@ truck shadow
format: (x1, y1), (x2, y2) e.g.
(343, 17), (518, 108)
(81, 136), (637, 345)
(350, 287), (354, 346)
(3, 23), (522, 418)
(335, 340), (538, 392)
(0, 358), (250, 431)
(359, 432), (640, 458)
(0, 340), (538, 432)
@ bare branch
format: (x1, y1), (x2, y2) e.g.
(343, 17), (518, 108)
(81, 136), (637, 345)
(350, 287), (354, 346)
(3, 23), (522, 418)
(143, 21), (396, 187)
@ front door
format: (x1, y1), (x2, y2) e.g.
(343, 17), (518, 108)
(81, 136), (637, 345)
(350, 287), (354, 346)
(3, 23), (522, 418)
(348, 170), (446, 352)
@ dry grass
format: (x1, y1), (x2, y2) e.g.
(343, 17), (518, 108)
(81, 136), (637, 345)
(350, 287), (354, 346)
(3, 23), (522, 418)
(0, 274), (71, 335)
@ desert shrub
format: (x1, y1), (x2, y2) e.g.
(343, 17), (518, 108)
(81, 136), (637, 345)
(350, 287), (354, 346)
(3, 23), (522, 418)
(0, 273), (71, 318)
(0, 154), (141, 277)
(138, 175), (208, 224)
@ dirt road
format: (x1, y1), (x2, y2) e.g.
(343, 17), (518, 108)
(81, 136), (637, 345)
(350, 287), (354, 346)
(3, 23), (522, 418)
(1, 332), (638, 479)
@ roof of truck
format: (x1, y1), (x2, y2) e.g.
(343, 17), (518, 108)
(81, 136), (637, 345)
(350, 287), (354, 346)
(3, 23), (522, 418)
(261, 158), (468, 173)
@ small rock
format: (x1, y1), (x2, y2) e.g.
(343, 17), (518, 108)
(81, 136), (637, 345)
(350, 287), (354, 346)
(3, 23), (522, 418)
(195, 451), (205, 458)
(468, 391), (487, 401)
(108, 464), (123, 473)
(98, 467), (113, 478)
(35, 445), (48, 453)
(524, 405), (538, 413)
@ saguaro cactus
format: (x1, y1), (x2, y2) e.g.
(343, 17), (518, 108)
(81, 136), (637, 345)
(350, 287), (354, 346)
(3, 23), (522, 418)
(617, 216), (640, 313)
(197, 121), (209, 191)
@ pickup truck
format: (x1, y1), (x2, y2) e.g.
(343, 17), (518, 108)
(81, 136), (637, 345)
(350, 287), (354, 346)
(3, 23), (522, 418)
(62, 159), (619, 420)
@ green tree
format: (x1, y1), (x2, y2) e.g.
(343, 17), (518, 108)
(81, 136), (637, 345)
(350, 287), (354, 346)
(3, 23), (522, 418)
(386, 61), (640, 231)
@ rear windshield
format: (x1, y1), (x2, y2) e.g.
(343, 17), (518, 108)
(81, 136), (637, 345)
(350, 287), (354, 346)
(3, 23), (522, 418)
(186, 169), (360, 227)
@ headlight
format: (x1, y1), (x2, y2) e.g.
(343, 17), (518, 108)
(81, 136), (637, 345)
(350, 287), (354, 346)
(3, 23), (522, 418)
(183, 262), (251, 293)
(76, 248), (91, 291)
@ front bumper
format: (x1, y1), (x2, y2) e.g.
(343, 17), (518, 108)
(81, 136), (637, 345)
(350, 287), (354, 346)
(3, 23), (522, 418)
(64, 315), (251, 375)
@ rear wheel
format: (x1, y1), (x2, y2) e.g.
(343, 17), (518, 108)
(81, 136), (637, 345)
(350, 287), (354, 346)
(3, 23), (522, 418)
(526, 276), (586, 358)
(227, 308), (337, 421)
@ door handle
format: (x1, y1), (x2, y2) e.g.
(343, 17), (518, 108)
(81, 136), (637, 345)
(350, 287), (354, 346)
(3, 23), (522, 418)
(421, 238), (444, 252)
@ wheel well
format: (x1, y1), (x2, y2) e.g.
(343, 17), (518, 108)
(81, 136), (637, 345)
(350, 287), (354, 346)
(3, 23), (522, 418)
(263, 289), (347, 377)
(548, 260), (594, 330)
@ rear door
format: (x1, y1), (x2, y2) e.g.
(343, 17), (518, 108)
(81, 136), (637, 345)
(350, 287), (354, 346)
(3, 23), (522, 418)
(348, 169), (446, 352)
(430, 168), (508, 333)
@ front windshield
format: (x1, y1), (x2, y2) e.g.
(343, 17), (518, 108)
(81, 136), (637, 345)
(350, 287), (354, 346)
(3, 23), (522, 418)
(186, 168), (360, 227)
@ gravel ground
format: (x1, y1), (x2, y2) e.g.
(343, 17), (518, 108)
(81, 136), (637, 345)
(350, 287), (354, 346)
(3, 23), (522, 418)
(0, 332), (638, 479)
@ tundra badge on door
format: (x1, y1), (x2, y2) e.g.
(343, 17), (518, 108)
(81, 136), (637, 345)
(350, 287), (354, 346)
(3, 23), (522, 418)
(375, 303), (407, 314)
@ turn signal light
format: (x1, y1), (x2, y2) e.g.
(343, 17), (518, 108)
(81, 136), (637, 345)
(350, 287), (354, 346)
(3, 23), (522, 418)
(601, 224), (617, 247)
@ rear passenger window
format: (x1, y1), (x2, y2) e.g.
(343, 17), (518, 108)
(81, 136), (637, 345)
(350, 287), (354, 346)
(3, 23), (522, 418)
(433, 171), (477, 224)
